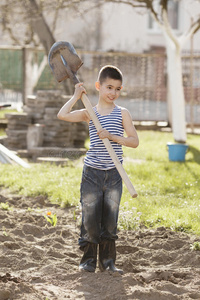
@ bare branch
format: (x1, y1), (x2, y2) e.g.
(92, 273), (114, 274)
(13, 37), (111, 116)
(184, 17), (200, 38)
(52, 4), (60, 33)
(162, 8), (179, 49)
(148, 6), (163, 27)
(103, 0), (146, 8)
(24, 24), (35, 45)
(102, 0), (163, 26)
(1, 4), (21, 45)
(24, 0), (55, 54)
(160, 0), (168, 11)
(4, 25), (21, 45)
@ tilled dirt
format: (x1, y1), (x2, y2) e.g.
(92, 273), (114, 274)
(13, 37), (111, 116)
(0, 187), (200, 300)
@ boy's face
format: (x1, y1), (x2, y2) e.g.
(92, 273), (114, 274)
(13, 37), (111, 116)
(95, 77), (122, 104)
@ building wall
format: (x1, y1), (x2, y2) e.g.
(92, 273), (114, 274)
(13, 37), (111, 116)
(0, 0), (200, 53)
(54, 0), (200, 53)
(100, 1), (200, 53)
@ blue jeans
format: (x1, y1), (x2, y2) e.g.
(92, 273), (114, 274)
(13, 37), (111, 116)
(78, 165), (122, 248)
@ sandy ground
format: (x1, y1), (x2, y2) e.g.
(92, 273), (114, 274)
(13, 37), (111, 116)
(0, 187), (200, 300)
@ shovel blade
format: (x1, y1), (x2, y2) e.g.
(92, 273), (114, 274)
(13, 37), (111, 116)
(48, 41), (83, 82)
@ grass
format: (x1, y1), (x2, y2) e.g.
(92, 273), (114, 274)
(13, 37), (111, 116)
(0, 111), (14, 137)
(0, 108), (18, 119)
(0, 109), (19, 137)
(0, 162), (83, 208)
(0, 130), (200, 235)
(121, 131), (200, 234)
(0, 129), (5, 136)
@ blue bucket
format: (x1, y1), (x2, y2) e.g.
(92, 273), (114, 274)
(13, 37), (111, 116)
(167, 143), (188, 162)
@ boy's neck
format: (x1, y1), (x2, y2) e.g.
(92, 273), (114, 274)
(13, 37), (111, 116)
(96, 101), (116, 116)
(97, 98), (115, 109)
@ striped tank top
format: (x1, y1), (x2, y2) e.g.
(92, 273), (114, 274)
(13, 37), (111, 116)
(84, 105), (124, 170)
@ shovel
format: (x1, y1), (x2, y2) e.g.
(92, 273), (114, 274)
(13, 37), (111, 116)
(48, 41), (137, 198)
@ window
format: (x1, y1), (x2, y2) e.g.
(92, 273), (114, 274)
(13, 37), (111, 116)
(148, 0), (180, 32)
(168, 0), (179, 29)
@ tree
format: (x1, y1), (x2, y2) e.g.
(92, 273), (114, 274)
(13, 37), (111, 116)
(102, 0), (200, 143)
(0, 0), (56, 99)
(1, 0), (199, 140)
(0, 0), (90, 99)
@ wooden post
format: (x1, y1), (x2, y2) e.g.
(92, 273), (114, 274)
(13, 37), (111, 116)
(190, 17), (194, 133)
(22, 47), (27, 106)
(22, 47), (34, 105)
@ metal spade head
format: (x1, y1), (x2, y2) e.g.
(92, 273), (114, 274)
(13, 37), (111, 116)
(48, 41), (83, 83)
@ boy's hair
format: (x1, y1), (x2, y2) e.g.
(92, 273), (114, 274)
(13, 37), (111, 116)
(97, 65), (123, 84)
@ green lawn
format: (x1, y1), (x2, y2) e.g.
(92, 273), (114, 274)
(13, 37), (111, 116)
(0, 130), (200, 234)
(0, 108), (18, 119)
(0, 129), (5, 136)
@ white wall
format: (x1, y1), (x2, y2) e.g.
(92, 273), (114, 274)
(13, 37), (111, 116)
(98, 1), (200, 53)
(100, 3), (147, 52)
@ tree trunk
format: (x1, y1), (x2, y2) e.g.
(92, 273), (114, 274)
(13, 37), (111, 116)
(22, 47), (34, 104)
(27, 0), (55, 55)
(166, 73), (172, 127)
(24, 0), (73, 95)
(22, 47), (47, 104)
(166, 43), (187, 143)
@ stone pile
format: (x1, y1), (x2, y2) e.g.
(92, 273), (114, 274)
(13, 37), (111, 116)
(5, 90), (88, 160)
(5, 113), (31, 149)
(24, 90), (88, 148)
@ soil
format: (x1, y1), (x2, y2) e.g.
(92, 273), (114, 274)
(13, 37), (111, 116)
(0, 187), (200, 300)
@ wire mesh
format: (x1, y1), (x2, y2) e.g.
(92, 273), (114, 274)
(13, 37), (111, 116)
(0, 47), (200, 123)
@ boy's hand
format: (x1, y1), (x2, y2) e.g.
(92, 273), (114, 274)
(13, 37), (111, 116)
(97, 128), (111, 140)
(74, 82), (86, 100)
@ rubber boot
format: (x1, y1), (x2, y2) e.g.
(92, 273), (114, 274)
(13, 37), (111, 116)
(79, 243), (97, 272)
(99, 240), (123, 275)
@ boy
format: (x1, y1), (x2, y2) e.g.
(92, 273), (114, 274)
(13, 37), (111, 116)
(57, 65), (139, 274)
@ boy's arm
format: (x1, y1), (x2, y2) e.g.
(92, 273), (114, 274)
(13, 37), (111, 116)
(57, 83), (90, 123)
(98, 108), (139, 148)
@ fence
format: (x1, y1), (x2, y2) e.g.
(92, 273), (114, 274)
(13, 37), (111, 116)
(0, 46), (200, 123)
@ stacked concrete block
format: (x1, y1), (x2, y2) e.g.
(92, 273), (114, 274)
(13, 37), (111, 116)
(5, 90), (88, 154)
(5, 113), (32, 149)
(25, 90), (88, 148)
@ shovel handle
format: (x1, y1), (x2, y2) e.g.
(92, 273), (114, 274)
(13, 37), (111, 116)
(81, 93), (137, 198)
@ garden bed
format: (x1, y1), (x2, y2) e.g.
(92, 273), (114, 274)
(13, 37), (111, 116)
(0, 187), (200, 300)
